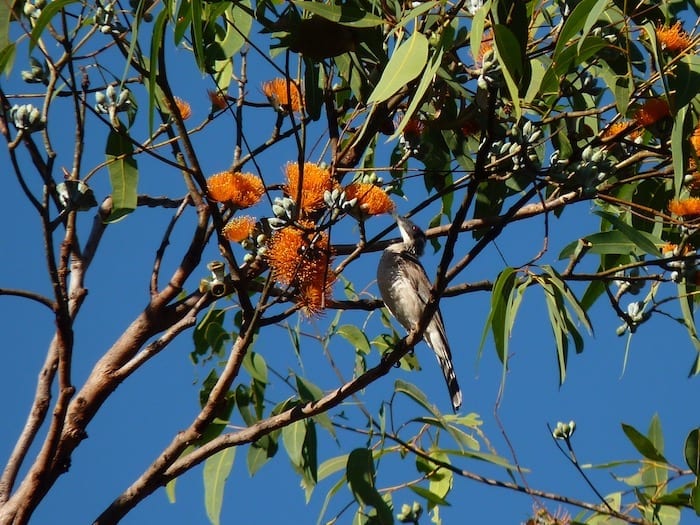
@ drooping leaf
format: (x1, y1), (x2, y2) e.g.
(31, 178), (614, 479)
(242, 351), (268, 384)
(409, 485), (450, 507)
(367, 30), (428, 105)
(203, 448), (235, 525)
(337, 324), (371, 354)
(394, 379), (438, 416)
(0, 43), (15, 77)
(621, 423), (667, 463)
(671, 104), (690, 196)
(552, 0), (601, 58)
(558, 230), (658, 258)
(104, 129), (138, 222)
(684, 428), (700, 476)
(346, 448), (392, 524)
(492, 24), (522, 119)
(29, 0), (78, 51)
(282, 417), (306, 467)
(478, 267), (517, 365)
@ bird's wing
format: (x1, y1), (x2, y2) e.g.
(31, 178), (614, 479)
(398, 252), (462, 411)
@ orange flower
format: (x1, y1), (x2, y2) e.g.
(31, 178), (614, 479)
(284, 162), (335, 213)
(661, 242), (694, 256)
(207, 171), (265, 208)
(265, 222), (335, 315)
(602, 121), (635, 139)
(297, 277), (335, 316)
(173, 96), (192, 120)
(207, 89), (228, 111)
(690, 123), (700, 156)
(634, 99), (670, 127)
(222, 216), (256, 242)
(669, 197), (700, 218)
(262, 78), (303, 113)
(344, 183), (394, 216)
(656, 21), (693, 53)
(476, 30), (494, 66)
(460, 119), (480, 137)
(402, 118), (425, 138)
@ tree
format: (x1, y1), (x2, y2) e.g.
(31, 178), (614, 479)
(1, 0), (700, 523)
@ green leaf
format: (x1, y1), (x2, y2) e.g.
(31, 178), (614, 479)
(558, 230), (657, 258)
(292, 0), (383, 27)
(0, 43), (15, 77)
(318, 454), (349, 481)
(247, 434), (278, 476)
(671, 104), (689, 196)
(492, 24), (522, 119)
(692, 483), (700, 516)
(685, 428), (700, 476)
(621, 423), (667, 463)
(242, 351), (268, 384)
(367, 30), (428, 105)
(541, 281), (568, 384)
(282, 418), (306, 467)
(408, 485), (450, 507)
(105, 130), (138, 222)
(203, 448), (235, 525)
(469, 0), (491, 64)
(580, 0), (609, 50)
(593, 210), (661, 256)
(29, 0), (78, 51)
(542, 266), (593, 336)
(677, 282), (700, 369)
(317, 475), (347, 525)
(424, 449), (453, 500)
(394, 379), (438, 415)
(337, 324), (371, 354)
(552, 0), (600, 58)
(388, 46), (443, 141)
(146, 9), (168, 134)
(165, 477), (177, 503)
(478, 267), (516, 363)
(190, 0), (205, 71)
(0, 0), (10, 51)
(346, 448), (392, 524)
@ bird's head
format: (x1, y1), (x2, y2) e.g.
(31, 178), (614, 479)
(396, 216), (426, 257)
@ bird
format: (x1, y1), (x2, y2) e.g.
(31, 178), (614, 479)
(376, 216), (463, 411)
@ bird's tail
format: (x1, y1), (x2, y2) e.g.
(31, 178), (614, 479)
(425, 320), (462, 411)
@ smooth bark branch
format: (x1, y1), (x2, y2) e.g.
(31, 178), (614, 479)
(94, 287), (440, 522)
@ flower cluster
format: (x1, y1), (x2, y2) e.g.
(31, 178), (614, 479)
(207, 171), (265, 208)
(173, 97), (192, 120)
(669, 197), (700, 220)
(284, 162), (335, 214)
(262, 78), (303, 114)
(601, 120), (639, 142)
(399, 118), (425, 157)
(655, 21), (693, 53)
(222, 215), (256, 243)
(489, 119), (542, 171)
(344, 182), (394, 216)
(661, 242), (699, 284)
(21, 57), (47, 85)
(10, 104), (45, 133)
(95, 85), (132, 128)
(94, 3), (127, 34)
(265, 221), (335, 315)
(207, 89), (228, 111)
(633, 98), (670, 128)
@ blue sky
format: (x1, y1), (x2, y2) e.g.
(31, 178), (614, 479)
(2, 4), (699, 525)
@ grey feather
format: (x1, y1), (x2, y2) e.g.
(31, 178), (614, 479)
(377, 217), (463, 411)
